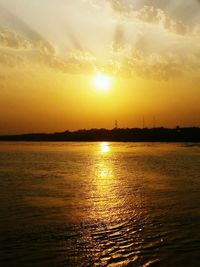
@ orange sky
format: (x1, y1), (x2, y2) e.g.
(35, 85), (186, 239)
(0, 0), (200, 134)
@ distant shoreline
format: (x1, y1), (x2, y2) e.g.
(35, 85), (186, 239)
(0, 127), (200, 142)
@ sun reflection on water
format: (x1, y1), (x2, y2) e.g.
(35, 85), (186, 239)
(100, 142), (110, 153)
(88, 142), (122, 221)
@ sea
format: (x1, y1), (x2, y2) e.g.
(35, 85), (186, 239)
(0, 142), (200, 267)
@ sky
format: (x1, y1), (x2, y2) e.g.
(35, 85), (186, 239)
(0, 0), (200, 134)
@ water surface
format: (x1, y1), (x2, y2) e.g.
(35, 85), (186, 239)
(0, 142), (200, 266)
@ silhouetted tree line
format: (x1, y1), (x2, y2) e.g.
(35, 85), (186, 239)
(0, 127), (200, 142)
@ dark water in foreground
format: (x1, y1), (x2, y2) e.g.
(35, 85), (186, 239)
(0, 142), (200, 267)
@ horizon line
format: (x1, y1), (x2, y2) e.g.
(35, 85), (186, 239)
(1, 126), (200, 137)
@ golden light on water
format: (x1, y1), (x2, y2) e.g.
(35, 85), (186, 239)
(90, 143), (120, 220)
(100, 142), (110, 153)
(93, 72), (111, 91)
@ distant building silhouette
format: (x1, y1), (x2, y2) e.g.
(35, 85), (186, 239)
(1, 127), (200, 142)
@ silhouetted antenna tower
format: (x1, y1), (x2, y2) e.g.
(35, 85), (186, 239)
(142, 116), (145, 129)
(153, 116), (156, 128)
(115, 120), (118, 129)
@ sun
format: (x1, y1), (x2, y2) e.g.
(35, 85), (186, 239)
(93, 72), (111, 91)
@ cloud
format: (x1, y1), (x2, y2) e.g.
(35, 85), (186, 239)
(1, 26), (199, 81)
(0, 28), (57, 70)
(87, 0), (191, 36)
(0, 30), (30, 49)
(0, 28), (55, 57)
(108, 0), (125, 13)
(1, 0), (200, 81)
(107, 30), (200, 81)
(135, 5), (189, 35)
(38, 49), (96, 75)
(0, 50), (25, 68)
(0, 3), (56, 55)
(0, 4), (95, 74)
(0, 27), (96, 75)
(84, 0), (200, 80)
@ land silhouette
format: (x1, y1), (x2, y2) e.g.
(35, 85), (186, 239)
(0, 127), (200, 142)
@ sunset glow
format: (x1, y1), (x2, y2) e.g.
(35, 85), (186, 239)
(0, 0), (200, 134)
(0, 1), (200, 266)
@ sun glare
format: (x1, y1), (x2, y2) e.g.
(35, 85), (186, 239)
(93, 72), (111, 91)
(100, 142), (110, 153)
